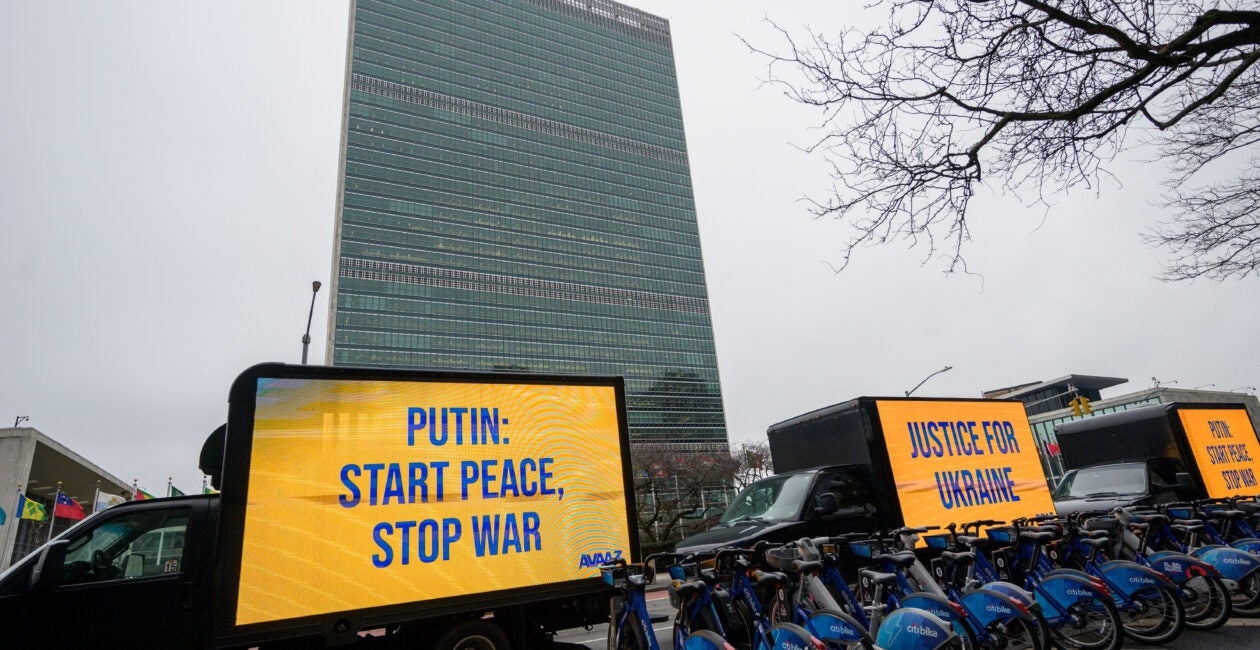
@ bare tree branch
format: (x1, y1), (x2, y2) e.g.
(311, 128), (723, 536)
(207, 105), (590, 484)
(749, 0), (1260, 280)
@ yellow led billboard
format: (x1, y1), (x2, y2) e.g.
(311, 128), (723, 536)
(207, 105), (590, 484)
(235, 377), (630, 626)
(875, 400), (1056, 530)
(1178, 408), (1260, 498)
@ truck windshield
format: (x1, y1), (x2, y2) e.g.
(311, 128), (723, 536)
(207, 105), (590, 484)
(1055, 464), (1148, 499)
(719, 473), (813, 524)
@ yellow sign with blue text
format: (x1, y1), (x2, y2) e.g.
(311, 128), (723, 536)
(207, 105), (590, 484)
(875, 401), (1056, 531)
(1178, 408), (1260, 499)
(235, 378), (630, 626)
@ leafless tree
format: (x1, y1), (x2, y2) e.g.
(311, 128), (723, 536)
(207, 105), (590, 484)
(732, 440), (775, 490)
(632, 445), (739, 547)
(750, 0), (1260, 281)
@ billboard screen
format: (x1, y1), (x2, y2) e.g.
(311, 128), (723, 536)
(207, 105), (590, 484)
(875, 400), (1056, 530)
(232, 376), (631, 626)
(1178, 408), (1260, 499)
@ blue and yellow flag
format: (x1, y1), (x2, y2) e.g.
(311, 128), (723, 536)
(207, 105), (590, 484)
(18, 493), (46, 521)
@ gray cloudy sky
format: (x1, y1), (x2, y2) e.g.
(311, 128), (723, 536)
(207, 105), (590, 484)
(2, 2), (1256, 496)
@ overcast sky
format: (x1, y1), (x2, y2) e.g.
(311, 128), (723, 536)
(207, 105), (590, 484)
(2, 2), (1256, 497)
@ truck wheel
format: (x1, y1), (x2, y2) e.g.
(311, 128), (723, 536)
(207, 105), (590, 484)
(432, 620), (510, 650)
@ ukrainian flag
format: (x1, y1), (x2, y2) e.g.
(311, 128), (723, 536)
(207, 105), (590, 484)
(18, 493), (46, 521)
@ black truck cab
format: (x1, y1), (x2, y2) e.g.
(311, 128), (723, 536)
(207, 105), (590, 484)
(0, 496), (217, 649)
(675, 464), (889, 555)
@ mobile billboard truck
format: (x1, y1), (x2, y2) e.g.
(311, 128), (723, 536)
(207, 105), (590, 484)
(678, 397), (1057, 556)
(0, 363), (637, 650)
(1053, 402), (1260, 613)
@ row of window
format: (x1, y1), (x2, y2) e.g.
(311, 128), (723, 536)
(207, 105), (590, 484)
(347, 200), (702, 262)
(351, 71), (685, 163)
(345, 104), (696, 209)
(342, 158), (699, 247)
(333, 345), (722, 385)
(339, 233), (707, 299)
(352, 27), (685, 143)
(339, 235), (708, 298)
(341, 266), (709, 318)
(361, 0), (677, 79)
(337, 292), (720, 341)
(341, 213), (707, 280)
(344, 125), (695, 217)
(337, 309), (717, 356)
(519, 0), (670, 46)
(343, 256), (708, 308)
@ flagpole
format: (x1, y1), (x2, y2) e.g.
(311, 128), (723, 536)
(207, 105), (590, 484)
(131, 479), (138, 501)
(47, 482), (62, 543)
(167, 477), (172, 498)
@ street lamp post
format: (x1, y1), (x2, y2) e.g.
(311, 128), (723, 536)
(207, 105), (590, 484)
(301, 281), (322, 365)
(905, 365), (953, 397)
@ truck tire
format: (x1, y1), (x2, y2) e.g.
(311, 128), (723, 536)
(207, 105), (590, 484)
(433, 619), (511, 650)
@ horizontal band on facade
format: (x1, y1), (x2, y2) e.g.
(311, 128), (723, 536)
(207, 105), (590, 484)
(340, 256), (711, 314)
(351, 74), (688, 166)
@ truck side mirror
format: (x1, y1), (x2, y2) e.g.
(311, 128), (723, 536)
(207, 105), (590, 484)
(29, 540), (69, 593)
(1173, 472), (1195, 498)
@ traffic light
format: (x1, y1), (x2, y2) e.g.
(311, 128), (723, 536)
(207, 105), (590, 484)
(1069, 396), (1094, 416)
(1070, 397), (1082, 417)
(1080, 396), (1093, 414)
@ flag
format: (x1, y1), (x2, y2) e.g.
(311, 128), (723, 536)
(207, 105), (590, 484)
(169, 485), (185, 497)
(54, 493), (87, 520)
(0, 505), (6, 526)
(94, 491), (126, 512)
(133, 488), (155, 501)
(203, 485), (218, 495)
(19, 494), (46, 521)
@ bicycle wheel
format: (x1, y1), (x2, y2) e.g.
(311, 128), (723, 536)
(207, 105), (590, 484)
(1118, 584), (1183, 645)
(1229, 570), (1260, 615)
(1047, 595), (1122, 650)
(673, 602), (723, 640)
(1181, 575), (1231, 631)
(983, 617), (1042, 650)
(615, 610), (651, 650)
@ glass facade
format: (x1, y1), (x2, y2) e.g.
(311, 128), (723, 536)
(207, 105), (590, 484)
(328, 0), (728, 448)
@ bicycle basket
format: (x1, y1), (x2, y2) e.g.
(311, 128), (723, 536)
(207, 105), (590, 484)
(1083, 516), (1119, 532)
(764, 545), (800, 570)
(848, 541), (878, 559)
(986, 527), (1016, 544)
(923, 534), (952, 550)
(601, 564), (629, 588)
(1166, 507), (1195, 521)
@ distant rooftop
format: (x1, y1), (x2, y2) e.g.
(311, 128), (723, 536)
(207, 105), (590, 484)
(983, 375), (1128, 400)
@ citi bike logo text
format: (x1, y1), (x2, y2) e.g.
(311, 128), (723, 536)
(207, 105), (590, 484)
(985, 604), (1012, 615)
(1066, 588), (1093, 597)
(579, 550), (623, 568)
(906, 624), (941, 638)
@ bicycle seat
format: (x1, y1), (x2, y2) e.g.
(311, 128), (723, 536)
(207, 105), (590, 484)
(1018, 531), (1055, 544)
(1128, 514), (1166, 526)
(1078, 537), (1110, 549)
(1171, 523), (1204, 533)
(860, 569), (900, 586)
(940, 551), (975, 565)
(955, 535), (988, 548)
(873, 552), (916, 569)
(1236, 502), (1260, 514)
(753, 570), (787, 589)
(1076, 529), (1109, 539)
(671, 579), (702, 599)
(1208, 509), (1247, 519)
(791, 559), (824, 574)
(1169, 518), (1203, 526)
